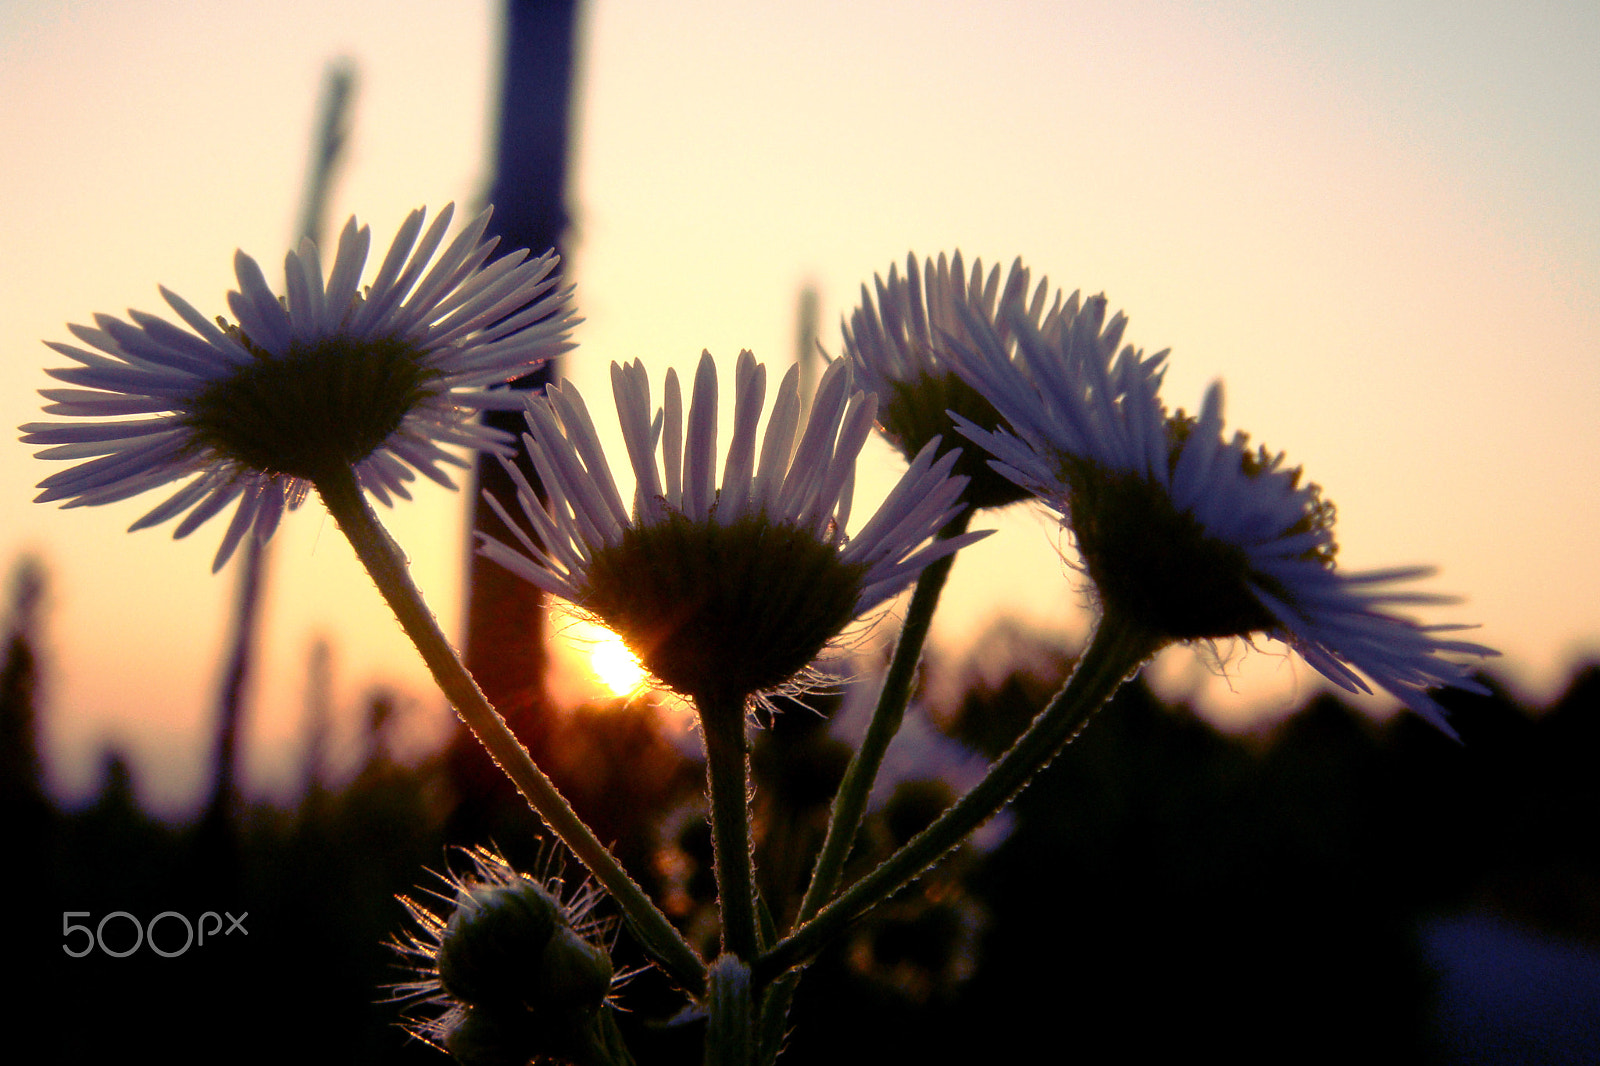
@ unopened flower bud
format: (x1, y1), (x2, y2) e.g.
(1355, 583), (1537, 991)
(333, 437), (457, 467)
(535, 925), (614, 1012)
(436, 880), (562, 1008)
(443, 1005), (537, 1066)
(390, 846), (625, 1064)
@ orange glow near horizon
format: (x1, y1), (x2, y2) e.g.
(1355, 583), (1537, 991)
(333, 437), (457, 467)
(4, 1), (1598, 816)
(559, 617), (653, 700)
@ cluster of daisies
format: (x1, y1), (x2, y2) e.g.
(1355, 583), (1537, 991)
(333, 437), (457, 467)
(847, 251), (1494, 735)
(21, 210), (1493, 731)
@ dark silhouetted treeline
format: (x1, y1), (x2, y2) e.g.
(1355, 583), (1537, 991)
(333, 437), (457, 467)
(8, 558), (1598, 1064)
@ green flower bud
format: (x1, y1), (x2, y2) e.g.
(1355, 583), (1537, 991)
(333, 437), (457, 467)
(436, 881), (562, 1008)
(535, 925), (615, 1013)
(390, 846), (626, 1064)
(444, 1005), (538, 1066)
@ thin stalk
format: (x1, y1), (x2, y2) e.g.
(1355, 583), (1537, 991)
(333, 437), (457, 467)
(795, 509), (972, 924)
(698, 689), (761, 963)
(752, 512), (971, 1055)
(313, 465), (705, 991)
(754, 972), (799, 1066)
(755, 614), (1160, 984)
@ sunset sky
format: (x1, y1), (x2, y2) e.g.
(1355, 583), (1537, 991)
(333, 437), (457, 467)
(3, 0), (1597, 815)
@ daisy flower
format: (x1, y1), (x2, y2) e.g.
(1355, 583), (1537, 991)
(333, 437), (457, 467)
(948, 294), (1496, 737)
(479, 350), (989, 709)
(839, 251), (1066, 510)
(21, 204), (576, 570)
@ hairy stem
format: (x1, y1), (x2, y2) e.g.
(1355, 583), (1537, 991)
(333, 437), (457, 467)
(314, 465), (705, 991)
(698, 688), (761, 963)
(796, 509), (972, 923)
(753, 512), (971, 1051)
(755, 613), (1160, 984)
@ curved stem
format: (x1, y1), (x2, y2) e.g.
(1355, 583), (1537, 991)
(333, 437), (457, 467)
(754, 613), (1160, 984)
(795, 509), (972, 925)
(698, 689), (761, 963)
(313, 466), (705, 991)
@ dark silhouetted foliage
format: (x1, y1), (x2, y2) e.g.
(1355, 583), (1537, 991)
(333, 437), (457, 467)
(11, 561), (1600, 1063)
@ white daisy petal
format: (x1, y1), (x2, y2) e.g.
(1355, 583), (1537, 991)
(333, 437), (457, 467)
(19, 419), (176, 446)
(284, 240), (323, 344)
(661, 368), (684, 511)
(801, 390), (877, 538)
(752, 365), (802, 512)
(611, 361), (664, 522)
(129, 470), (232, 532)
(225, 255), (294, 354)
(353, 206), (443, 331)
(126, 309), (243, 376)
(546, 381), (630, 534)
(322, 219), (371, 329)
(777, 358), (850, 518)
(716, 351), (765, 524)
(210, 481), (267, 572)
(683, 352), (719, 523)
(171, 477), (248, 540)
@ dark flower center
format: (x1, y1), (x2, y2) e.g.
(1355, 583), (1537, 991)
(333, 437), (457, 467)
(882, 368), (1032, 510)
(1063, 424), (1336, 641)
(183, 329), (441, 480)
(580, 511), (869, 704)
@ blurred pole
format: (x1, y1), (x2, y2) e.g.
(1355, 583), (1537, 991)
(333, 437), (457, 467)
(201, 61), (356, 840)
(296, 637), (334, 806)
(293, 61), (357, 244)
(454, 0), (581, 822)
(0, 557), (47, 816)
(796, 283), (820, 420)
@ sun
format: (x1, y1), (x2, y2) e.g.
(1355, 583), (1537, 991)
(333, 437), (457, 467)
(565, 618), (650, 697)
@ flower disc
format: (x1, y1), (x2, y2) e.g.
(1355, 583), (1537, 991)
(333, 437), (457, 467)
(185, 334), (440, 480)
(583, 512), (869, 702)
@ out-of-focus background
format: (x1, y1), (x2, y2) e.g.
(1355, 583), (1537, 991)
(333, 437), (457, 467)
(5, 2), (1600, 1062)
(3, 0), (1596, 812)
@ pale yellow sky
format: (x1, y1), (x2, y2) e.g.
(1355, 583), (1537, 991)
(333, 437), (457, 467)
(3, 0), (1597, 814)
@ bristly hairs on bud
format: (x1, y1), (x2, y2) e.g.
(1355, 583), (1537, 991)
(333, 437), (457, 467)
(388, 844), (635, 1066)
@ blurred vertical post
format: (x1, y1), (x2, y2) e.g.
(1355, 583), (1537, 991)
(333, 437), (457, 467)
(201, 60), (355, 843)
(796, 282), (820, 418)
(1, 558), (48, 822)
(455, 0), (581, 819)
